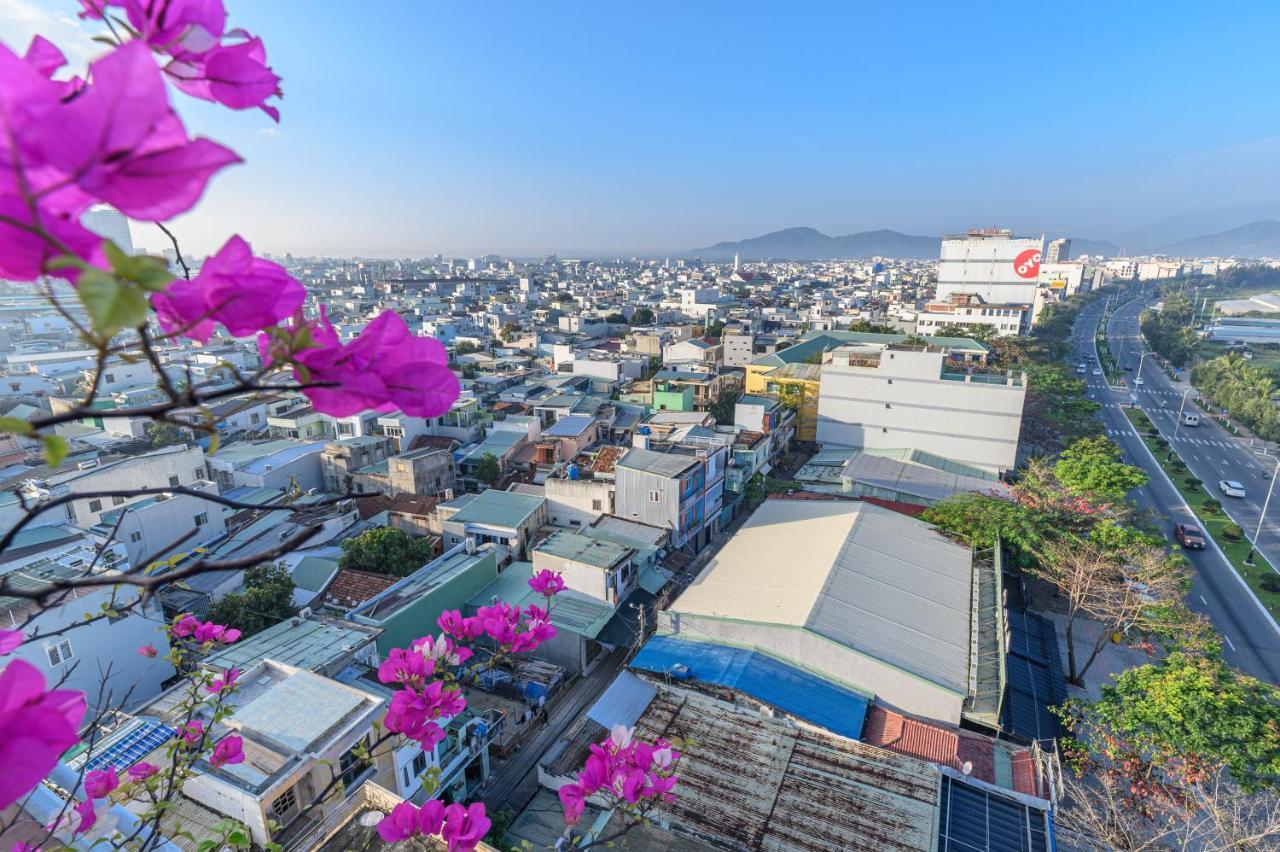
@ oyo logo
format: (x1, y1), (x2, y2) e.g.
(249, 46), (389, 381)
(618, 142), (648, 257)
(1013, 248), (1041, 279)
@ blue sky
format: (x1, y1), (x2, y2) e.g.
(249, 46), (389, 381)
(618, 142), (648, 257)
(7, 1), (1280, 256)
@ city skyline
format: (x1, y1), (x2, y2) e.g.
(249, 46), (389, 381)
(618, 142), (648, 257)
(7, 0), (1280, 257)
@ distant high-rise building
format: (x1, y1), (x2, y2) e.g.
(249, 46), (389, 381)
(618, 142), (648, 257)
(1046, 238), (1072, 263)
(733, 252), (740, 272)
(934, 228), (1044, 307)
(81, 206), (133, 255)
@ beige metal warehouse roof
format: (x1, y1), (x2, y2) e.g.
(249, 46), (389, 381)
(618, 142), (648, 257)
(671, 498), (974, 693)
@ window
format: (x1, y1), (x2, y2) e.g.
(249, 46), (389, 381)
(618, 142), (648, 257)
(591, 499), (602, 511)
(103, 372), (115, 383)
(648, 490), (661, 502)
(168, 475), (180, 488)
(45, 639), (73, 667)
(411, 752), (428, 775)
(250, 413), (260, 424)
(337, 740), (369, 788)
(270, 787), (297, 818)
(112, 495), (125, 506)
(193, 512), (208, 527)
(88, 499), (102, 513)
(129, 530), (142, 543)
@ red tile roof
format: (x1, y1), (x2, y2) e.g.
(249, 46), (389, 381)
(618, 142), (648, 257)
(324, 569), (398, 610)
(862, 706), (1040, 797)
(388, 493), (438, 517)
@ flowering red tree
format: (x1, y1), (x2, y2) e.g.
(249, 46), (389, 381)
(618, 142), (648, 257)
(0, 4), (675, 850)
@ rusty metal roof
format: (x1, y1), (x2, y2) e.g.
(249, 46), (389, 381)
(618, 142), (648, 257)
(629, 683), (940, 852)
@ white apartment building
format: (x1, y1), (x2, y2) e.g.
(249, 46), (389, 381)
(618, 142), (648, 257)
(935, 229), (1045, 308)
(51, 444), (209, 529)
(914, 293), (1030, 337)
(816, 345), (1026, 475)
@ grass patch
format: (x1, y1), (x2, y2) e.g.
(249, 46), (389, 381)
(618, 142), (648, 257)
(1123, 406), (1280, 616)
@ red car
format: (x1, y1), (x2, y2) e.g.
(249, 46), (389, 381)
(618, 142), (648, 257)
(1174, 523), (1206, 550)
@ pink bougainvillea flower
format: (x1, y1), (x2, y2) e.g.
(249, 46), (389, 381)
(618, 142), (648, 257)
(79, 0), (281, 120)
(209, 735), (243, 767)
(412, 634), (473, 667)
(527, 569), (565, 597)
(167, 37), (282, 121)
(262, 309), (459, 419)
(22, 35), (65, 78)
(417, 799), (447, 837)
(137, 644), (158, 658)
(126, 762), (160, 783)
(439, 802), (489, 852)
(168, 613), (199, 638)
(153, 235), (304, 343)
(0, 629), (21, 655)
(437, 610), (484, 641)
(31, 42), (240, 222)
(558, 782), (585, 825)
(179, 719), (203, 745)
(72, 797), (97, 834)
(376, 801), (420, 843)
(0, 660), (87, 810)
(83, 767), (119, 799)
(204, 667), (239, 693)
(376, 647), (435, 689)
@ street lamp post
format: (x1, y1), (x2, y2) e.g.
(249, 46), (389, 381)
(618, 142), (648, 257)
(1167, 388), (1193, 461)
(1245, 455), (1280, 566)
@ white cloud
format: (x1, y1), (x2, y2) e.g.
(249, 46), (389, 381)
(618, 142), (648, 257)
(0, 0), (105, 70)
(257, 127), (282, 137)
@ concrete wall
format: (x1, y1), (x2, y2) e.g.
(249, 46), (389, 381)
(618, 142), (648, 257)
(816, 350), (1025, 474)
(116, 483), (226, 565)
(64, 445), (208, 528)
(544, 477), (614, 529)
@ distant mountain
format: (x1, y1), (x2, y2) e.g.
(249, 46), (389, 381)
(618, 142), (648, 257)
(692, 227), (939, 260)
(1157, 220), (1280, 258)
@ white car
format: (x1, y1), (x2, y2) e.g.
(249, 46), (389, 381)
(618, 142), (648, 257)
(1092, 368), (1103, 376)
(1134, 377), (1144, 386)
(1219, 480), (1246, 498)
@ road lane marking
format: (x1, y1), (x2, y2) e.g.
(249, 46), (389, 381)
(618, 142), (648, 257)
(1200, 595), (1209, 606)
(1224, 634), (1237, 652)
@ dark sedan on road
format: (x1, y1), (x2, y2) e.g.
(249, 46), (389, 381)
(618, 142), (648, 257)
(1174, 523), (1206, 550)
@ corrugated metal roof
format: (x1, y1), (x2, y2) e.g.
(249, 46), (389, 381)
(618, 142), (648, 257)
(671, 499), (973, 694)
(631, 684), (939, 852)
(534, 529), (632, 569)
(448, 488), (545, 529)
(587, 670), (656, 729)
(842, 452), (1011, 505)
(630, 635), (870, 740)
(203, 615), (377, 673)
(544, 413), (596, 437)
(616, 446), (698, 478)
(806, 502), (973, 694)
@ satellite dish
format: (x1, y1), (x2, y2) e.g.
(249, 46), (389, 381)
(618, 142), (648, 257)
(961, 761), (973, 776)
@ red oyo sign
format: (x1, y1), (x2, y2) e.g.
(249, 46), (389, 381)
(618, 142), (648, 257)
(1013, 248), (1041, 279)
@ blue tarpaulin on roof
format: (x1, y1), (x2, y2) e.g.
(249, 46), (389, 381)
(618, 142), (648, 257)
(629, 635), (871, 740)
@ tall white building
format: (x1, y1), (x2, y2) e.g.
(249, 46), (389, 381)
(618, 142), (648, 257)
(81, 206), (133, 255)
(816, 344), (1026, 474)
(935, 228), (1044, 308)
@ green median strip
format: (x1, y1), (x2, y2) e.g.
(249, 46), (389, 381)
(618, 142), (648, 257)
(1123, 407), (1280, 616)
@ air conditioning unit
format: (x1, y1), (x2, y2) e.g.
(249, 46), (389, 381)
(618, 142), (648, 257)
(298, 607), (312, 620)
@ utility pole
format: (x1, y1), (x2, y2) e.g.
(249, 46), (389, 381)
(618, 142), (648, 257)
(1168, 388), (1193, 461)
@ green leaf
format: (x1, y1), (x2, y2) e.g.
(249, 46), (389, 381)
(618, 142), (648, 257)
(0, 417), (32, 436)
(78, 269), (149, 338)
(43, 434), (68, 467)
(105, 240), (176, 292)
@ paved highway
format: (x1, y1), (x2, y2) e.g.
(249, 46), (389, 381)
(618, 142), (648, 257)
(1070, 296), (1280, 682)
